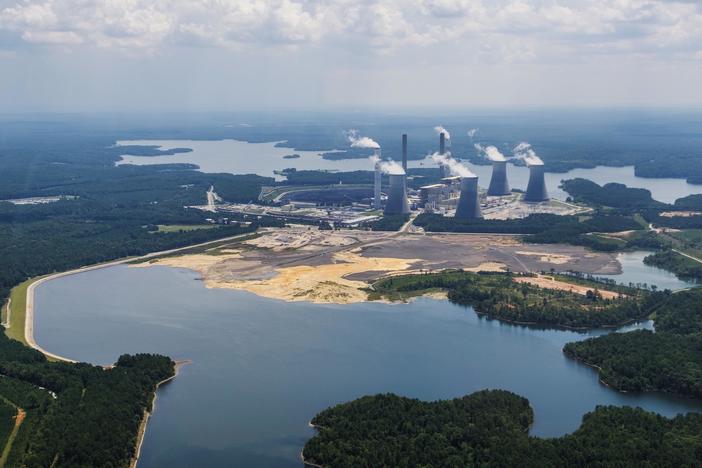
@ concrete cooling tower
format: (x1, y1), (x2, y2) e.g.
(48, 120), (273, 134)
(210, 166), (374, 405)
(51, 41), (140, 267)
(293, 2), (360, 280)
(487, 160), (510, 196)
(524, 165), (549, 202)
(384, 174), (410, 215)
(455, 176), (482, 219)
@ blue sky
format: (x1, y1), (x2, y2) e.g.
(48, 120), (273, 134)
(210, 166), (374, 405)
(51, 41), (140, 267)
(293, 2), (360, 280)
(0, 0), (701, 111)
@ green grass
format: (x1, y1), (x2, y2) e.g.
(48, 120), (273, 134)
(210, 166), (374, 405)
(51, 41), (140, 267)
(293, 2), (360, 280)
(3, 277), (43, 346)
(154, 224), (220, 233)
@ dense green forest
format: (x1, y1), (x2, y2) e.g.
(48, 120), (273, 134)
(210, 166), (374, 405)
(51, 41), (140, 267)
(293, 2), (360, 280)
(371, 270), (666, 329)
(414, 212), (644, 251)
(561, 178), (666, 209)
(564, 288), (702, 398)
(0, 329), (174, 466)
(643, 250), (702, 279)
(303, 390), (702, 467)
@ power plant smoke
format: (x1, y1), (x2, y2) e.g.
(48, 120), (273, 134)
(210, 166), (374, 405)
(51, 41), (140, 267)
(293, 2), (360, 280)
(370, 155), (405, 175)
(430, 152), (475, 178)
(513, 142), (544, 166)
(467, 128), (478, 139)
(345, 129), (380, 149)
(474, 143), (506, 162)
(434, 126), (451, 140)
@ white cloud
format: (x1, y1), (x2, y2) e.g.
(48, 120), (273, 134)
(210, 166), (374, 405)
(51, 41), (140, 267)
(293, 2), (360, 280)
(0, 0), (699, 63)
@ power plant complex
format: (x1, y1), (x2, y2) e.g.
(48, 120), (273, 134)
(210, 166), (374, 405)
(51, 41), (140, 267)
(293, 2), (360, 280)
(202, 129), (583, 229)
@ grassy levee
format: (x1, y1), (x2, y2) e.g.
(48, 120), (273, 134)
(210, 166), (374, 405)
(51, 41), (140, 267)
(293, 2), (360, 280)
(3, 277), (43, 346)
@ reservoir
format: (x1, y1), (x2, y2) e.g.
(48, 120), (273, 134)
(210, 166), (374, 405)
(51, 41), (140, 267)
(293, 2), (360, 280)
(116, 139), (702, 204)
(33, 259), (702, 467)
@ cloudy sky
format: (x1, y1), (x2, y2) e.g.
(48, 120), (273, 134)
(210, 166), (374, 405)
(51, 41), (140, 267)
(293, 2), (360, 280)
(1, 0), (701, 112)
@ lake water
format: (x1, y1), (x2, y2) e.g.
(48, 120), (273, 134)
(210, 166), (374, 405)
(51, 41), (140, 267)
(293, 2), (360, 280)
(116, 139), (702, 203)
(33, 258), (702, 467)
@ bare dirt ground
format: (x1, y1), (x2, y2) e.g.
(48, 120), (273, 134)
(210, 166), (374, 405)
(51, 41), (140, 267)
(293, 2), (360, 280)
(134, 227), (620, 304)
(514, 275), (622, 300)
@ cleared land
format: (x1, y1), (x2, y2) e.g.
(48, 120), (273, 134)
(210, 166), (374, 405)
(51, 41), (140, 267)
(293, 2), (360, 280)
(135, 227), (620, 304)
(514, 275), (622, 300)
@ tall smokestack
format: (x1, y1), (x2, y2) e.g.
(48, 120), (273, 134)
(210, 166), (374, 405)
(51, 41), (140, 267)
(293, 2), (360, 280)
(487, 160), (510, 196)
(455, 176), (482, 219)
(524, 165), (549, 202)
(373, 161), (382, 209)
(402, 134), (407, 171)
(384, 174), (410, 215)
(439, 133), (446, 155)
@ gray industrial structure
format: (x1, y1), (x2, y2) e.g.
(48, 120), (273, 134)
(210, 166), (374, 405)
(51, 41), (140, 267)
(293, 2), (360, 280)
(487, 160), (510, 196)
(384, 174), (410, 215)
(524, 164), (549, 202)
(438, 133), (451, 178)
(373, 159), (382, 209)
(455, 176), (482, 219)
(402, 134), (408, 171)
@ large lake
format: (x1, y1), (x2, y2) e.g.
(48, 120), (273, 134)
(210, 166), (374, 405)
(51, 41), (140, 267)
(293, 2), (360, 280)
(33, 256), (701, 467)
(116, 139), (702, 204)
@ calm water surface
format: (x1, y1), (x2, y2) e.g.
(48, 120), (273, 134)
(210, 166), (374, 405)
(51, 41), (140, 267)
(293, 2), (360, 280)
(117, 139), (702, 203)
(34, 259), (702, 467)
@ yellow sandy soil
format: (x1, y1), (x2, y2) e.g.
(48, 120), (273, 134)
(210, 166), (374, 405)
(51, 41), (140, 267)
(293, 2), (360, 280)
(210, 251), (419, 303)
(515, 251), (573, 265)
(514, 276), (621, 300)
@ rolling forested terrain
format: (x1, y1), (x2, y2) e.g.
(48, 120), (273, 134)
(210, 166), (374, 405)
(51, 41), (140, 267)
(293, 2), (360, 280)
(371, 270), (666, 329)
(564, 288), (702, 398)
(0, 330), (174, 466)
(303, 390), (702, 467)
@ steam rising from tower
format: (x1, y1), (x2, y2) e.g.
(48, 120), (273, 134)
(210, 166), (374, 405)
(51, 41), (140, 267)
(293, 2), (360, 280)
(513, 142), (548, 202)
(475, 144), (510, 196)
(455, 176), (482, 219)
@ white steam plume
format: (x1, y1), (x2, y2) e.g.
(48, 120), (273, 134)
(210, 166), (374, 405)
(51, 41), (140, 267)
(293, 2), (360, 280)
(512, 142), (543, 166)
(370, 154), (405, 175)
(434, 126), (451, 140)
(430, 152), (475, 178)
(474, 143), (506, 162)
(345, 129), (380, 149)
(467, 128), (478, 139)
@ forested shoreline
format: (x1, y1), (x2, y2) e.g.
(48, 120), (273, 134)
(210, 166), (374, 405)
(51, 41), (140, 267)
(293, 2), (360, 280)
(0, 330), (174, 466)
(303, 390), (702, 467)
(564, 288), (702, 399)
(371, 270), (666, 329)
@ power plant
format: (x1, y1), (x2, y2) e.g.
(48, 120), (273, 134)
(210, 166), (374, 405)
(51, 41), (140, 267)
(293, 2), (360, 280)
(487, 160), (510, 196)
(455, 176), (482, 219)
(384, 174), (410, 215)
(208, 132), (572, 229)
(524, 164), (549, 202)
